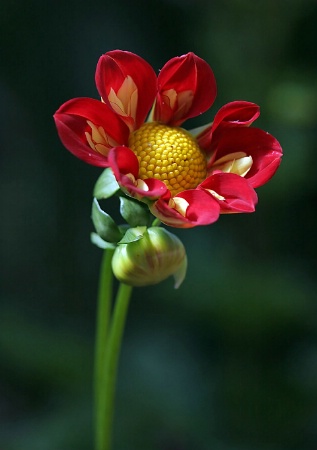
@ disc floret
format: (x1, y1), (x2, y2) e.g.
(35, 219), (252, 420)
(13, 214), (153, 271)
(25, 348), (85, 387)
(128, 122), (207, 196)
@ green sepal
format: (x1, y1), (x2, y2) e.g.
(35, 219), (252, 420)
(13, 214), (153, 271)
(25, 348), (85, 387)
(118, 224), (130, 235)
(93, 168), (120, 199)
(151, 218), (161, 227)
(119, 196), (153, 227)
(91, 198), (122, 243)
(90, 232), (116, 249)
(118, 226), (147, 245)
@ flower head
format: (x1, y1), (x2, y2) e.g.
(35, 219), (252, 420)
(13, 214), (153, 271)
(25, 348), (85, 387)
(54, 50), (282, 228)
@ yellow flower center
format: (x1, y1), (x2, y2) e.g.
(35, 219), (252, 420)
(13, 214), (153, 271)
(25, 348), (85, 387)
(128, 122), (207, 196)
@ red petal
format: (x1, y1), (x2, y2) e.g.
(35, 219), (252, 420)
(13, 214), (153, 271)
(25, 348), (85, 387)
(108, 147), (168, 200)
(108, 146), (139, 178)
(154, 53), (217, 126)
(95, 50), (157, 129)
(54, 98), (129, 166)
(213, 127), (283, 188)
(197, 101), (260, 153)
(199, 172), (258, 213)
(140, 178), (169, 199)
(212, 101), (260, 132)
(150, 189), (220, 228)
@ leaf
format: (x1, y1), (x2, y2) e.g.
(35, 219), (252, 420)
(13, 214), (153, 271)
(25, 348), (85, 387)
(91, 198), (122, 243)
(118, 226), (147, 244)
(119, 196), (153, 227)
(90, 232), (116, 249)
(93, 168), (120, 199)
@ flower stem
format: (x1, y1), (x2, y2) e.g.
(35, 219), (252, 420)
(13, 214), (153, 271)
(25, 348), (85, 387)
(94, 249), (114, 449)
(94, 248), (133, 450)
(102, 283), (132, 450)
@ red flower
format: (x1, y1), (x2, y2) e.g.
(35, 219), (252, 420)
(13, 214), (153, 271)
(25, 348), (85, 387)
(54, 50), (282, 228)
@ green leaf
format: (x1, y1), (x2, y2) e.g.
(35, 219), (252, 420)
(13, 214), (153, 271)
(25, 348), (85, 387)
(118, 226), (147, 244)
(91, 198), (122, 243)
(90, 232), (116, 249)
(119, 196), (153, 227)
(93, 168), (120, 199)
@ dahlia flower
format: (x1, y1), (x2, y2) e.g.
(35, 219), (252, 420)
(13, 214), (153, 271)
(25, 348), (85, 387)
(54, 50), (282, 228)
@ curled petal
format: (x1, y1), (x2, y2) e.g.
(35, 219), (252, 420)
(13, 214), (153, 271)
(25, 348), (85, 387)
(108, 146), (139, 178)
(154, 52), (217, 126)
(197, 101), (260, 153)
(212, 101), (260, 132)
(199, 172), (258, 213)
(213, 127), (283, 188)
(95, 50), (157, 129)
(150, 189), (220, 228)
(108, 147), (168, 200)
(54, 98), (129, 166)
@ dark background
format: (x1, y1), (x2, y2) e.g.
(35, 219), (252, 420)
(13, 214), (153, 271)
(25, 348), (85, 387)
(1, 0), (317, 449)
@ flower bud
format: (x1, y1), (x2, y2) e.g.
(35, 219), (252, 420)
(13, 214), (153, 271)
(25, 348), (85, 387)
(112, 227), (187, 288)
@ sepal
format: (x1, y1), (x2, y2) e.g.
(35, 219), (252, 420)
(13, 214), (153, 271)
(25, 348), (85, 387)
(93, 168), (120, 199)
(91, 198), (123, 243)
(119, 196), (153, 227)
(118, 226), (147, 244)
(90, 232), (116, 249)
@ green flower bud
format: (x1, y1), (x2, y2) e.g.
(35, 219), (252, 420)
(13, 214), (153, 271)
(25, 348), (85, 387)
(112, 227), (187, 288)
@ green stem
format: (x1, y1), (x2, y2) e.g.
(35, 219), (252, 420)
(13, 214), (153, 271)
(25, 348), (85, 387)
(94, 249), (114, 450)
(101, 283), (132, 450)
(94, 248), (133, 450)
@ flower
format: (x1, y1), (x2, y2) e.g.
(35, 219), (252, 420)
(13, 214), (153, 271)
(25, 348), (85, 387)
(111, 227), (187, 288)
(54, 50), (282, 228)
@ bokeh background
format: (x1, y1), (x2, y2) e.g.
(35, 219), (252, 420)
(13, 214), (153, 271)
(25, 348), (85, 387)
(1, 0), (317, 449)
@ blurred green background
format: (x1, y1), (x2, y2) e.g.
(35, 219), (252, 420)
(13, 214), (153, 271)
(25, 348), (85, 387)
(1, 0), (317, 449)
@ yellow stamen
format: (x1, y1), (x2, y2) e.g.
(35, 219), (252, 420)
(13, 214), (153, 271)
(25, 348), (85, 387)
(128, 122), (207, 196)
